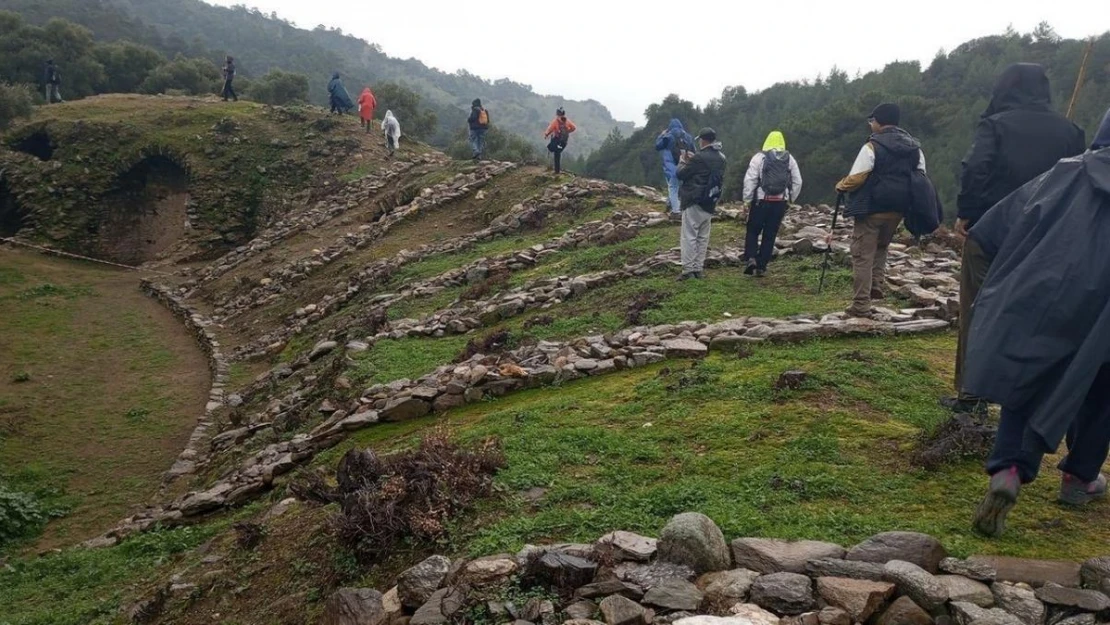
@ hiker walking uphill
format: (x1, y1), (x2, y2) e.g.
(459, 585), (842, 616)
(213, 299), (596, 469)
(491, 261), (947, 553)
(676, 128), (727, 281)
(43, 60), (62, 104)
(221, 56), (238, 102)
(835, 103), (930, 318)
(382, 110), (401, 158)
(358, 87), (378, 132)
(742, 130), (803, 277)
(544, 108), (577, 174)
(655, 119), (697, 221)
(967, 107), (1110, 538)
(942, 63), (1087, 415)
(328, 73), (354, 115)
(468, 99), (490, 160)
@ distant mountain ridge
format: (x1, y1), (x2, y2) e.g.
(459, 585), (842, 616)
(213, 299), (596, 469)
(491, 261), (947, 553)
(0, 0), (634, 153)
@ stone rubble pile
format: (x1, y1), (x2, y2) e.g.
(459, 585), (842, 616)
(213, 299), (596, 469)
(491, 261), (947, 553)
(317, 513), (1110, 625)
(195, 160), (519, 320)
(186, 154), (439, 285)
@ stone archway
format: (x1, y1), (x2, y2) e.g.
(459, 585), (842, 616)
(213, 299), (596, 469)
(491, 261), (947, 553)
(0, 176), (24, 237)
(11, 130), (54, 161)
(97, 155), (190, 265)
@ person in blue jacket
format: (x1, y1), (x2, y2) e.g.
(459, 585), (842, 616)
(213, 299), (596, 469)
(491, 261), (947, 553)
(655, 119), (696, 221)
(328, 72), (355, 115)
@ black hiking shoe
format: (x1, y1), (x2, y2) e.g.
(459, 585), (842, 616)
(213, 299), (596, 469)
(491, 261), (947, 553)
(677, 272), (697, 282)
(939, 396), (989, 416)
(755, 268), (766, 278)
(744, 260), (757, 276)
(973, 466), (1021, 537)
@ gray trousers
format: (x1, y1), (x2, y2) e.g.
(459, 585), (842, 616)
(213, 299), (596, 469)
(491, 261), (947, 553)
(680, 205), (713, 274)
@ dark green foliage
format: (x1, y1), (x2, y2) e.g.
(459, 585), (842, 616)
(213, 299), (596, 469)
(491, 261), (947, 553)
(93, 40), (164, 93)
(0, 82), (33, 129)
(138, 54), (219, 95)
(372, 81), (438, 140)
(246, 68), (309, 106)
(0, 486), (47, 545)
(588, 30), (1110, 215)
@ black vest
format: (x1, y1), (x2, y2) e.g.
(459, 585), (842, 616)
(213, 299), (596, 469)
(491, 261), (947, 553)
(846, 127), (921, 217)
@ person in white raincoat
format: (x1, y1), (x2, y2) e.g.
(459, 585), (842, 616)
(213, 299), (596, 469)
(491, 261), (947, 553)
(381, 110), (401, 158)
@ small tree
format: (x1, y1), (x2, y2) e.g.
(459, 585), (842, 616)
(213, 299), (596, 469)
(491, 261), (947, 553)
(247, 69), (309, 105)
(0, 83), (34, 130)
(139, 55), (220, 96)
(373, 82), (437, 139)
(94, 41), (165, 94)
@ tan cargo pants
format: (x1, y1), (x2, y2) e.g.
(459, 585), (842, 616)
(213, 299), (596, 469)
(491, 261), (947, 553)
(849, 212), (903, 314)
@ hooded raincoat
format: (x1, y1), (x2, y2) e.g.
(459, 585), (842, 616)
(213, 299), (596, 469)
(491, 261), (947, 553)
(964, 109), (1110, 454)
(957, 63), (1086, 227)
(358, 88), (377, 122)
(382, 110), (401, 147)
(328, 73), (354, 113)
(655, 119), (696, 180)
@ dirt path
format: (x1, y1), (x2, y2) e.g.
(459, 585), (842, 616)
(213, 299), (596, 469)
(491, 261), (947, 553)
(0, 247), (210, 551)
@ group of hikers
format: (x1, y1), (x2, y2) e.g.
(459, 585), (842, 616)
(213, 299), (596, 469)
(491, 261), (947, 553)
(662, 62), (1110, 537)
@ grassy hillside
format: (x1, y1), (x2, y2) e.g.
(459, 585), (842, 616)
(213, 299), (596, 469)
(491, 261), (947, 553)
(1, 96), (1105, 625)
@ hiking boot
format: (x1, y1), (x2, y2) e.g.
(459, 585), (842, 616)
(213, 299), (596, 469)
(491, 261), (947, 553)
(844, 307), (873, 319)
(694, 272), (705, 279)
(870, 288), (885, 300)
(973, 466), (1021, 537)
(939, 396), (989, 416)
(1059, 472), (1108, 506)
(755, 268), (766, 278)
(668, 212), (682, 223)
(677, 272), (697, 282)
(744, 260), (757, 276)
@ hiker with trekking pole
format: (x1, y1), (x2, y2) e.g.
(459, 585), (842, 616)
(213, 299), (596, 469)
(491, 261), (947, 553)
(817, 194), (844, 294)
(742, 130), (803, 277)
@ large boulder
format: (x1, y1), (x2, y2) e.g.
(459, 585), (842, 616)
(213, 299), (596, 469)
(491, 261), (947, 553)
(815, 577), (895, 623)
(847, 532), (948, 572)
(883, 560), (948, 613)
(750, 572), (815, 616)
(657, 513), (732, 575)
(697, 569), (761, 614)
(322, 588), (387, 625)
(398, 556), (451, 609)
(731, 538), (846, 575)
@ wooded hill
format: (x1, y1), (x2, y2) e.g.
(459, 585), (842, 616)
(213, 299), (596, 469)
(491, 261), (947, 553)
(585, 26), (1110, 213)
(0, 0), (634, 153)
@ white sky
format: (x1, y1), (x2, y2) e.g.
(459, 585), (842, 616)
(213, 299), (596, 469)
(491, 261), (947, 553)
(207, 0), (1107, 124)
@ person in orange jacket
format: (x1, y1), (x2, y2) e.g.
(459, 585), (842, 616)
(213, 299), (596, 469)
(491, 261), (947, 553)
(358, 87), (378, 132)
(544, 107), (577, 174)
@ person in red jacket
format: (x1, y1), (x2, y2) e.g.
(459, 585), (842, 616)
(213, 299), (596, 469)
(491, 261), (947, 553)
(358, 87), (378, 132)
(544, 107), (577, 174)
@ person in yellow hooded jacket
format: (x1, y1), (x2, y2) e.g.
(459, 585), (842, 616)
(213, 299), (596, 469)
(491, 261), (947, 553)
(741, 131), (803, 276)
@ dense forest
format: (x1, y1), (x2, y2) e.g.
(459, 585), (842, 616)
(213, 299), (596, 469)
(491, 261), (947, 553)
(0, 0), (633, 152)
(585, 26), (1110, 213)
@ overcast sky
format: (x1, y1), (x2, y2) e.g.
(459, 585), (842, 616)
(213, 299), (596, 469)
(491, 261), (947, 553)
(208, 0), (1106, 124)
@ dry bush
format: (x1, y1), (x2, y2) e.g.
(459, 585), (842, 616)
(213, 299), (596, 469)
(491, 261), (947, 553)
(330, 432), (506, 563)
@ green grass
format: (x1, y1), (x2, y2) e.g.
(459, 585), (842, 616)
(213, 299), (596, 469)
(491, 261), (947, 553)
(327, 332), (1108, 561)
(349, 335), (472, 385)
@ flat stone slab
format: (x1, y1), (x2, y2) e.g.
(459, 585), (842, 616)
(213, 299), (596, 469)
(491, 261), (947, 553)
(969, 556), (1082, 588)
(662, 339), (709, 359)
(731, 538), (845, 574)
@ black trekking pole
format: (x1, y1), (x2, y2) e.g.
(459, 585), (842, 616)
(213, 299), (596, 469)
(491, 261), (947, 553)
(818, 193), (844, 294)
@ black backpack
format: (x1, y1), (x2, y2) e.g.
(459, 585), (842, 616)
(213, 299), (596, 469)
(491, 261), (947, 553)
(670, 132), (693, 164)
(904, 170), (943, 238)
(697, 168), (724, 210)
(759, 150), (792, 197)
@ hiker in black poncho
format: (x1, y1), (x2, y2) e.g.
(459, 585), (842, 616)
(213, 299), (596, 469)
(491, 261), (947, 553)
(968, 106), (1110, 537)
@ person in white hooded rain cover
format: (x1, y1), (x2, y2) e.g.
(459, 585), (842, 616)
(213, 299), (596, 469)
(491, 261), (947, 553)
(381, 110), (401, 158)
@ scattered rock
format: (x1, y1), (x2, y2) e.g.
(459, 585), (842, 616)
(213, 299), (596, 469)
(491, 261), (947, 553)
(532, 551), (599, 591)
(460, 556), (518, 587)
(599, 531), (658, 562)
(883, 560), (948, 613)
(309, 340), (339, 361)
(728, 603), (783, 624)
(942, 558), (997, 583)
(398, 556), (451, 609)
(657, 513), (732, 575)
(730, 538), (845, 575)
(1080, 557), (1110, 589)
(948, 601), (1022, 625)
(773, 371), (808, 391)
(939, 575), (994, 608)
(566, 600), (600, 620)
(990, 583), (1046, 625)
(643, 578), (704, 612)
(615, 561), (697, 591)
(662, 339), (709, 359)
(1034, 583), (1110, 612)
(599, 594), (646, 625)
(750, 572), (815, 616)
(805, 558), (886, 582)
(697, 569), (761, 614)
(380, 397), (431, 422)
(816, 607), (850, 625)
(576, 580), (645, 601)
(410, 587), (465, 625)
(815, 577), (895, 622)
(848, 532), (948, 572)
(322, 588), (387, 625)
(875, 596), (933, 625)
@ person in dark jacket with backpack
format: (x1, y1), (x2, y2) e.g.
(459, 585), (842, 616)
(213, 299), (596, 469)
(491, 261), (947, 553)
(676, 128), (727, 281)
(655, 119), (697, 220)
(967, 107), (1110, 537)
(43, 60), (62, 104)
(468, 99), (490, 160)
(544, 107), (577, 174)
(835, 103), (927, 317)
(941, 63), (1087, 415)
(741, 130), (803, 276)
(328, 72), (354, 114)
(221, 56), (238, 102)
